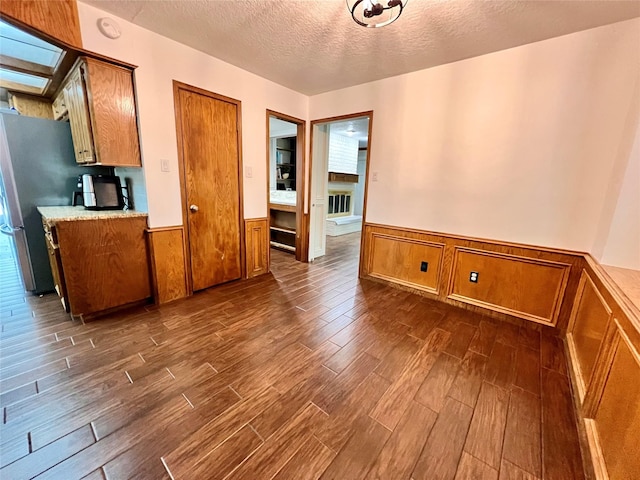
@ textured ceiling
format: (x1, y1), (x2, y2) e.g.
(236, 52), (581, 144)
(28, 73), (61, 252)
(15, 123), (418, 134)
(81, 0), (640, 95)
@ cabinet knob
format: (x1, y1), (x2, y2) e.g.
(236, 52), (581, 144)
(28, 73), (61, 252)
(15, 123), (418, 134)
(189, 204), (199, 213)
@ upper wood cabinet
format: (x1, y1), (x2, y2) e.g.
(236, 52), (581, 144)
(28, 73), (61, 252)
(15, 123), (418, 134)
(0, 0), (82, 49)
(63, 57), (142, 167)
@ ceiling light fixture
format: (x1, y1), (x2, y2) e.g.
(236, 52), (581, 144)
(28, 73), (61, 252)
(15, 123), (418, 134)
(347, 0), (408, 28)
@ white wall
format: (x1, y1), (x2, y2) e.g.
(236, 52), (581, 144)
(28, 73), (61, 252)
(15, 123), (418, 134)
(78, 3), (308, 227)
(600, 122), (640, 269)
(310, 18), (640, 256)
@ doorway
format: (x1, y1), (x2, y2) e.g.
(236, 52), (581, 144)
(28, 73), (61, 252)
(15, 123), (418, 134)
(309, 112), (372, 273)
(173, 81), (245, 292)
(266, 110), (306, 265)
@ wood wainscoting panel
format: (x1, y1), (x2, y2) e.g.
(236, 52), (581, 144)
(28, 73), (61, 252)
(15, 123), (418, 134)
(563, 256), (640, 480)
(245, 218), (268, 278)
(56, 217), (151, 316)
(0, 0), (83, 48)
(368, 233), (444, 294)
(361, 223), (584, 332)
(589, 321), (640, 480)
(566, 271), (613, 400)
(448, 248), (571, 326)
(147, 227), (188, 304)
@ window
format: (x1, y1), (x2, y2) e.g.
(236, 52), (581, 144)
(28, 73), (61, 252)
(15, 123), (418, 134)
(0, 20), (64, 95)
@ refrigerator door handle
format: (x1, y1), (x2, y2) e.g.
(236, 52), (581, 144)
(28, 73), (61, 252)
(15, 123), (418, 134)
(0, 223), (23, 236)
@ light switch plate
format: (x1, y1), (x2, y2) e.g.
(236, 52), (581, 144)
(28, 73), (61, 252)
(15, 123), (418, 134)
(371, 171), (379, 182)
(245, 166), (253, 178)
(160, 159), (170, 172)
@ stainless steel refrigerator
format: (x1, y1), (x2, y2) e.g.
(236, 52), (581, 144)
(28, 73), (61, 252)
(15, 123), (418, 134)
(0, 111), (107, 294)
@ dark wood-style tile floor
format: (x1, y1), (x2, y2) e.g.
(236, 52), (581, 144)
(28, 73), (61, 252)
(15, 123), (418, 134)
(0, 232), (586, 479)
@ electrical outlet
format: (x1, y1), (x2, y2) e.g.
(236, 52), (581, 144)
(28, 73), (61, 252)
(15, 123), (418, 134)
(469, 271), (479, 283)
(420, 261), (428, 272)
(160, 159), (170, 172)
(371, 171), (379, 182)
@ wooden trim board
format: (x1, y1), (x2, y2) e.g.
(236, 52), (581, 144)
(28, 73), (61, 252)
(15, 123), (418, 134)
(146, 226), (188, 305)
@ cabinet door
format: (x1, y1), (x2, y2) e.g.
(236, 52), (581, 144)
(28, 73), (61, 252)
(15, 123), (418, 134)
(63, 78), (83, 164)
(64, 68), (94, 164)
(84, 58), (141, 167)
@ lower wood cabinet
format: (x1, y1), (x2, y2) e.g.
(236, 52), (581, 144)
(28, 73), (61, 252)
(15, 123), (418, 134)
(44, 216), (151, 318)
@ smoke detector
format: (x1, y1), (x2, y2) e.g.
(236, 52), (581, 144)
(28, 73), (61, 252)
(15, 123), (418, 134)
(97, 17), (121, 39)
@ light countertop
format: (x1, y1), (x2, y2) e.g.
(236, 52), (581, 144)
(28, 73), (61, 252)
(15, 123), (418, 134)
(38, 206), (148, 223)
(603, 264), (640, 317)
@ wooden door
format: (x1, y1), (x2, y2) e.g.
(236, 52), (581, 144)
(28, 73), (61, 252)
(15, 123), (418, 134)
(176, 86), (242, 291)
(309, 123), (329, 260)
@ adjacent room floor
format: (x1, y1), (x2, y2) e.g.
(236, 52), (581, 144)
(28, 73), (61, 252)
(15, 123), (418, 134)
(0, 235), (585, 479)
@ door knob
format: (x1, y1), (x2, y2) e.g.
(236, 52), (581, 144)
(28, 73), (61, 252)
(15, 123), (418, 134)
(189, 204), (199, 212)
